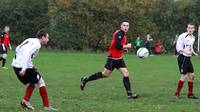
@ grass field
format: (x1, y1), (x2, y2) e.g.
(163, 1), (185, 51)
(0, 51), (200, 112)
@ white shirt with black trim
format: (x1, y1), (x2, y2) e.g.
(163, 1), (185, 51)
(176, 32), (195, 57)
(12, 38), (41, 71)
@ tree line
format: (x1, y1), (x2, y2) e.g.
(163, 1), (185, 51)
(0, 0), (199, 52)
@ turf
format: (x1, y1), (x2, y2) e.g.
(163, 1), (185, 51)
(0, 51), (200, 112)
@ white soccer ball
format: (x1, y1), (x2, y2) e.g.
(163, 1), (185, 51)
(136, 47), (149, 58)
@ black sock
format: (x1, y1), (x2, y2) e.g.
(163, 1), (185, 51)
(86, 72), (103, 82)
(0, 57), (3, 61)
(2, 59), (6, 67)
(123, 77), (132, 96)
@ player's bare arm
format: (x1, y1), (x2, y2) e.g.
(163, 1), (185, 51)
(123, 43), (132, 49)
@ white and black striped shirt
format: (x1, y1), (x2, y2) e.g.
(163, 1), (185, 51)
(176, 32), (195, 57)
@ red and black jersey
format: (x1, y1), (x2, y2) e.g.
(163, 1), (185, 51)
(1, 32), (10, 48)
(108, 30), (127, 59)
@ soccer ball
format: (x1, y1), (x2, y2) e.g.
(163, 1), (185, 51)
(136, 47), (149, 58)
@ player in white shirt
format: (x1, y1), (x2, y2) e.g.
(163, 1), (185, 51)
(12, 30), (57, 111)
(174, 23), (198, 99)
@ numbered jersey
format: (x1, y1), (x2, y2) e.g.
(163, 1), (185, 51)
(12, 38), (41, 71)
(176, 32), (195, 57)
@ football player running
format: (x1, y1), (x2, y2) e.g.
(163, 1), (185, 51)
(80, 21), (140, 99)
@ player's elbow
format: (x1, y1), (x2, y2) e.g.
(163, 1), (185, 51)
(176, 49), (182, 53)
(176, 46), (182, 53)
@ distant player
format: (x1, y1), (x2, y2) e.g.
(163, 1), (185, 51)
(0, 26), (12, 69)
(80, 21), (140, 99)
(145, 32), (153, 55)
(134, 35), (142, 54)
(174, 23), (198, 99)
(12, 30), (57, 111)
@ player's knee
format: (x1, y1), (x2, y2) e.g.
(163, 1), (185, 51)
(39, 83), (46, 87)
(122, 71), (129, 77)
(102, 71), (111, 78)
(102, 73), (110, 78)
(180, 77), (186, 81)
(189, 75), (195, 81)
(37, 77), (46, 87)
(192, 76), (195, 80)
(180, 75), (187, 81)
(123, 73), (129, 77)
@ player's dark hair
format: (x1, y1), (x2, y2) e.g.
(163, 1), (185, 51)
(119, 20), (129, 26)
(113, 20), (129, 32)
(36, 30), (48, 39)
(187, 22), (195, 28)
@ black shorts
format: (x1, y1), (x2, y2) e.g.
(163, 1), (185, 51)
(0, 45), (7, 54)
(104, 58), (126, 71)
(177, 55), (194, 74)
(13, 67), (41, 85)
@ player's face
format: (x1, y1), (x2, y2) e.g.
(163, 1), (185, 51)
(187, 24), (195, 35)
(42, 34), (49, 45)
(120, 22), (129, 33)
(4, 26), (10, 33)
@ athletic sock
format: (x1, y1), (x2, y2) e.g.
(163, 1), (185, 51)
(23, 84), (35, 101)
(175, 80), (184, 96)
(188, 81), (193, 95)
(39, 86), (49, 107)
(86, 72), (103, 82)
(123, 77), (132, 96)
(2, 59), (6, 67)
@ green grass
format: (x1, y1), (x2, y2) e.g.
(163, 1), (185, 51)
(0, 51), (200, 112)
